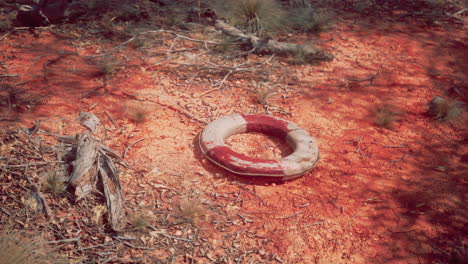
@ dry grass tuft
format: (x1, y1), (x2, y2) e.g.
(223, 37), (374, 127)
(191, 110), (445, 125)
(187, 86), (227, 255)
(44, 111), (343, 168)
(41, 169), (66, 195)
(0, 229), (67, 264)
(370, 103), (402, 129)
(125, 102), (150, 124)
(95, 56), (121, 76)
(178, 197), (207, 225)
(428, 96), (463, 122)
(210, 0), (286, 36)
(288, 7), (335, 33)
(129, 211), (152, 231)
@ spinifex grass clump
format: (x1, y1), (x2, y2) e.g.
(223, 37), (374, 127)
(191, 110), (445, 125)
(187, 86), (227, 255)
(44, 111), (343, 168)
(370, 103), (402, 129)
(209, 0), (286, 36)
(125, 102), (149, 124)
(428, 96), (463, 122)
(43, 170), (66, 195)
(0, 229), (67, 264)
(129, 212), (152, 231)
(178, 197), (207, 225)
(288, 7), (335, 33)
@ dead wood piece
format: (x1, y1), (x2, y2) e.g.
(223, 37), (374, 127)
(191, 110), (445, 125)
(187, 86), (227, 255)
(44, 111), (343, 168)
(68, 130), (126, 231)
(22, 167), (52, 218)
(78, 112), (99, 133)
(202, 9), (333, 61)
(99, 154), (126, 231)
(69, 133), (98, 201)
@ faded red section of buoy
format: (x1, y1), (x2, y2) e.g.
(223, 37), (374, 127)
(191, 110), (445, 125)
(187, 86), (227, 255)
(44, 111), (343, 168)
(207, 146), (284, 176)
(242, 114), (290, 139)
(199, 114), (319, 180)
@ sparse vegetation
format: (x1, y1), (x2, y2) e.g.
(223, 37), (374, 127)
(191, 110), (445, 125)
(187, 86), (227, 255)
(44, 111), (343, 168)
(95, 56), (121, 76)
(125, 102), (149, 124)
(0, 18), (11, 33)
(291, 45), (321, 65)
(42, 169), (66, 195)
(255, 81), (276, 105)
(129, 211), (151, 231)
(288, 7), (335, 33)
(0, 229), (67, 264)
(178, 197), (207, 225)
(209, 0), (286, 36)
(428, 96), (463, 122)
(370, 103), (402, 129)
(87, 0), (111, 11)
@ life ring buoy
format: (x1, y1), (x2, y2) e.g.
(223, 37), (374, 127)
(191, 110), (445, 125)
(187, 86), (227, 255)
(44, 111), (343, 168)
(199, 114), (319, 180)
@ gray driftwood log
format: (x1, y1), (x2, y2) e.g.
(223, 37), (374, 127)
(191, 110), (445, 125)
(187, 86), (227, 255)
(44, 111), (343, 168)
(69, 113), (126, 231)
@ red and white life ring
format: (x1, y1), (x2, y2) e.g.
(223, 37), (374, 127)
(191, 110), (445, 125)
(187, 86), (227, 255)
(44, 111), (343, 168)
(199, 114), (319, 180)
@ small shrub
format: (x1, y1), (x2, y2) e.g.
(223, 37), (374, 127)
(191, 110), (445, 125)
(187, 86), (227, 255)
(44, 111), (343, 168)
(87, 0), (110, 11)
(428, 96), (463, 122)
(178, 197), (207, 225)
(370, 103), (402, 129)
(209, 0), (287, 36)
(95, 56), (121, 76)
(125, 102), (149, 124)
(288, 7), (334, 33)
(43, 170), (66, 195)
(114, 4), (145, 22)
(0, 229), (67, 264)
(291, 45), (321, 65)
(129, 211), (151, 231)
(0, 17), (12, 33)
(255, 81), (276, 105)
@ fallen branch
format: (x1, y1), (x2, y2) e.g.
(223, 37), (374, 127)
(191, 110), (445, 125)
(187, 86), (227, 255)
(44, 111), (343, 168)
(0, 74), (19, 78)
(122, 138), (146, 159)
(197, 8), (333, 61)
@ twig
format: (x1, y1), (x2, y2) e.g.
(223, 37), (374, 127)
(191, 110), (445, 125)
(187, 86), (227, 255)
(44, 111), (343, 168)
(122, 241), (156, 250)
(0, 26), (50, 41)
(0, 207), (11, 216)
(0, 74), (19, 78)
(104, 111), (118, 129)
(198, 70), (233, 97)
(47, 237), (82, 244)
(274, 211), (303, 219)
(347, 66), (383, 88)
(304, 221), (323, 228)
(122, 138), (146, 159)
(116, 29), (220, 48)
(0, 161), (64, 168)
(384, 145), (406, 148)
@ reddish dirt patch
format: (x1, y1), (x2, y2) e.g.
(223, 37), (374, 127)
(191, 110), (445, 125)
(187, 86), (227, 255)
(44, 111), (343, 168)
(1, 7), (467, 264)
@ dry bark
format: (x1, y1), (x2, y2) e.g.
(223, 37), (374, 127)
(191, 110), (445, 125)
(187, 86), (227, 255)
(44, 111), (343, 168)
(68, 113), (126, 231)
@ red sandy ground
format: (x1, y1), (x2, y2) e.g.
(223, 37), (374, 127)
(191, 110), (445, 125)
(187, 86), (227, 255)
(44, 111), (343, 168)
(1, 9), (467, 264)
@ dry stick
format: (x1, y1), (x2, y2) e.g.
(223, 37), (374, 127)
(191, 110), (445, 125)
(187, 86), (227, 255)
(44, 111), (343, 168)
(384, 145), (406, 148)
(304, 221), (324, 228)
(0, 26), (50, 41)
(198, 70), (233, 97)
(47, 237), (82, 244)
(347, 67), (382, 87)
(0, 207), (11, 216)
(122, 138), (146, 159)
(104, 111), (118, 129)
(0, 74), (19, 78)
(123, 241), (156, 250)
(116, 29), (220, 48)
(274, 211), (303, 219)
